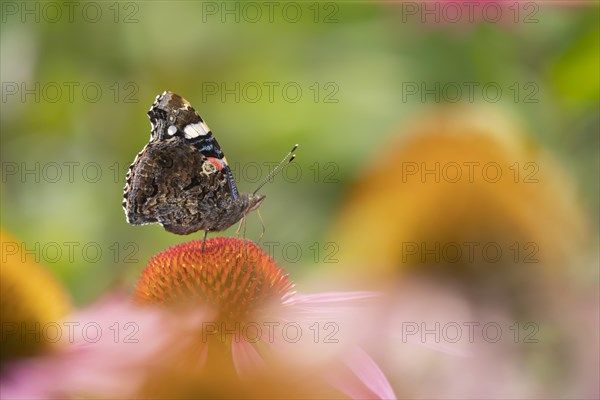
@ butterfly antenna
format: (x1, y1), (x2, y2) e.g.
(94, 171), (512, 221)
(253, 144), (298, 195)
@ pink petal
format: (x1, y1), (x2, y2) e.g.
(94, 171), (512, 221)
(280, 292), (381, 322)
(231, 339), (266, 378)
(196, 342), (209, 369)
(260, 292), (384, 369)
(0, 294), (214, 399)
(325, 346), (396, 400)
(282, 291), (380, 307)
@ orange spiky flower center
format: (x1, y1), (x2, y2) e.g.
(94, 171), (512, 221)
(134, 238), (294, 321)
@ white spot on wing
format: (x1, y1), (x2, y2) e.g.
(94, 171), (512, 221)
(167, 125), (177, 136)
(184, 122), (209, 139)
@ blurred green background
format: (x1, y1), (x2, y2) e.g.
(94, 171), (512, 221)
(1, 1), (598, 305)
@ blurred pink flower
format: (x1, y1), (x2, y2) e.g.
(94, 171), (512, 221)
(2, 238), (396, 399)
(133, 237), (395, 399)
(386, 1), (584, 31)
(374, 276), (599, 399)
(0, 294), (194, 399)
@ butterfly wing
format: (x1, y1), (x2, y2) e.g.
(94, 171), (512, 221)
(122, 91), (241, 234)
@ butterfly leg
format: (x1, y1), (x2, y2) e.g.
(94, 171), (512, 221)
(235, 218), (243, 236)
(240, 217), (248, 256)
(256, 209), (266, 245)
(201, 230), (208, 252)
(235, 216), (247, 238)
(242, 216), (247, 241)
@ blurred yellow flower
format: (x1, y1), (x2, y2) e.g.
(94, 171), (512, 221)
(0, 229), (71, 362)
(328, 106), (587, 305)
(324, 106), (596, 398)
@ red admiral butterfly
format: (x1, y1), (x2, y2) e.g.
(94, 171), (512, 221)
(122, 91), (296, 241)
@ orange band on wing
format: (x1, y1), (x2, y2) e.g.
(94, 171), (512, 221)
(207, 157), (225, 171)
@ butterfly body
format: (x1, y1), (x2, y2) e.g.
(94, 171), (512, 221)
(123, 91), (265, 235)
